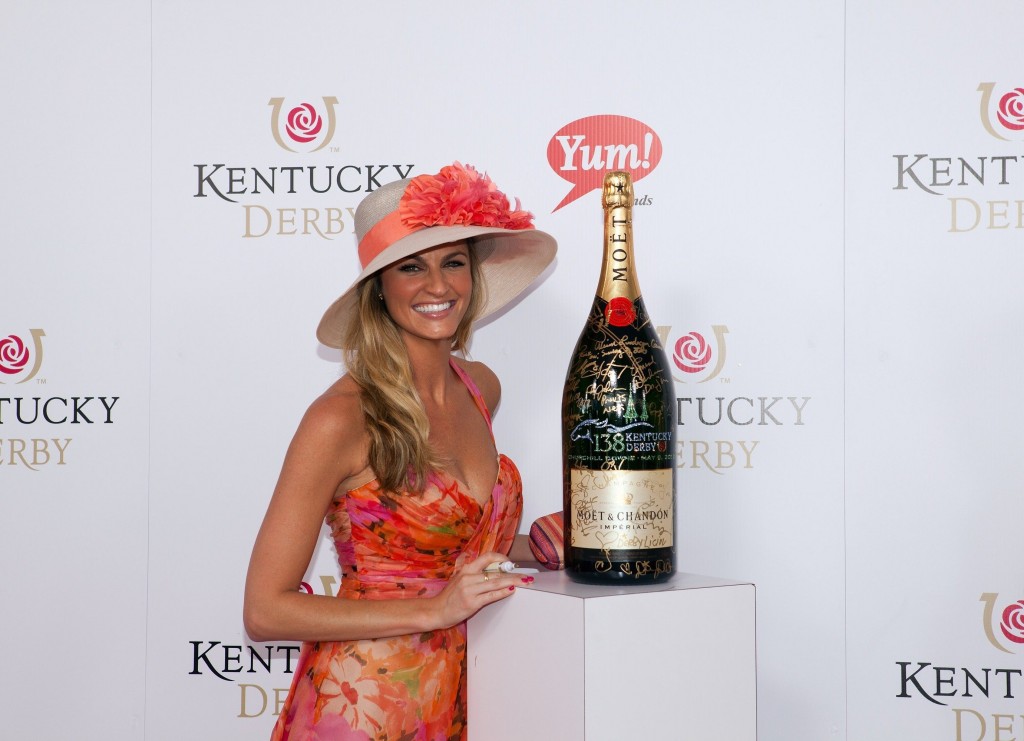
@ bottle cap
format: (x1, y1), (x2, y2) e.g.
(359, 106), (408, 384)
(602, 171), (633, 209)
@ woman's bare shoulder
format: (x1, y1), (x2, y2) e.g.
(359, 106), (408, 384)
(290, 375), (369, 480)
(310, 374), (363, 420)
(452, 356), (501, 412)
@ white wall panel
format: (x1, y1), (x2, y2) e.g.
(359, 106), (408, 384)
(846, 2), (1024, 739)
(0, 2), (151, 739)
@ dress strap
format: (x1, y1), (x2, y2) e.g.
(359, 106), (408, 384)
(449, 358), (494, 437)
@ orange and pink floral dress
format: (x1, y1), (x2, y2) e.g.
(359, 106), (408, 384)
(270, 361), (522, 741)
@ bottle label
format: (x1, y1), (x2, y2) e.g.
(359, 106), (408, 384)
(604, 297), (636, 327)
(568, 468), (674, 550)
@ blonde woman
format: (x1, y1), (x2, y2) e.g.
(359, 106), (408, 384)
(244, 163), (556, 740)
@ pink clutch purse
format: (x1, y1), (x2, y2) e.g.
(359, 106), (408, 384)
(527, 511), (564, 570)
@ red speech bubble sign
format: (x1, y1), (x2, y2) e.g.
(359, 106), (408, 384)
(547, 115), (662, 212)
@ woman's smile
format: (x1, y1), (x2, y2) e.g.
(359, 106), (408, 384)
(414, 300), (457, 315)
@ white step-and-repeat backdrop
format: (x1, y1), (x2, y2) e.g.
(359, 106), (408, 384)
(3, 2), (1022, 739)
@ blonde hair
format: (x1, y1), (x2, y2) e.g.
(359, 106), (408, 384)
(342, 246), (484, 493)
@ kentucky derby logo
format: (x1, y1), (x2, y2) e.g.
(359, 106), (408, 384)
(977, 83), (1024, 141)
(0, 329), (45, 384)
(662, 325), (729, 384)
(980, 592), (1024, 653)
(268, 96), (339, 153)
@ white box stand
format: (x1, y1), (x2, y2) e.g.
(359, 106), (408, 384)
(468, 571), (756, 741)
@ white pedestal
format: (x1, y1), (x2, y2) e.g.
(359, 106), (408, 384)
(467, 571), (756, 741)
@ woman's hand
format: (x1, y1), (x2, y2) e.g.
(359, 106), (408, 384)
(429, 551), (533, 630)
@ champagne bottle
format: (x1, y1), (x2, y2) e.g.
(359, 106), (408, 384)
(561, 171), (676, 583)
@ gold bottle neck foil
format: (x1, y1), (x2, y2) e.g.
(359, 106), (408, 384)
(597, 171), (641, 302)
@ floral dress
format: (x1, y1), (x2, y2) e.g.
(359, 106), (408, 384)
(270, 361), (523, 740)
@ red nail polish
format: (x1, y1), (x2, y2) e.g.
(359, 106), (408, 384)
(508, 586), (515, 591)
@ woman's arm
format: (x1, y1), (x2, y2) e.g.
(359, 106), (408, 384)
(243, 382), (519, 643)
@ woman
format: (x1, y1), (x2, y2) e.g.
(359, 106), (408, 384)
(244, 162), (557, 740)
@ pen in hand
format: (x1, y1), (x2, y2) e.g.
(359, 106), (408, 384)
(484, 561), (539, 575)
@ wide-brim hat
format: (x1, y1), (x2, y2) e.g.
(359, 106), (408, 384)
(316, 162), (557, 349)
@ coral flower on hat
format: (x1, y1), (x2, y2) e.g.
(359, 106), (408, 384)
(399, 162), (535, 231)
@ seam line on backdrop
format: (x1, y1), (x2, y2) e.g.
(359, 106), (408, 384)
(143, 2), (154, 736)
(842, 1), (849, 738)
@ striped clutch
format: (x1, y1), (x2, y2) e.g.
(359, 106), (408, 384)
(528, 511), (564, 570)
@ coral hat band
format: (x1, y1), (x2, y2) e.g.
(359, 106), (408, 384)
(357, 212), (412, 268)
(357, 210), (537, 270)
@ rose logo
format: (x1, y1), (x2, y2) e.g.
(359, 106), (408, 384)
(997, 88), (1024, 131)
(268, 96), (339, 153)
(980, 592), (1024, 653)
(1001, 601), (1024, 644)
(666, 324), (729, 383)
(0, 334), (30, 375)
(977, 83), (1024, 141)
(285, 103), (323, 143)
(673, 332), (711, 374)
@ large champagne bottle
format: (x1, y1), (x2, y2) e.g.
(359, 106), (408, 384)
(562, 171), (676, 583)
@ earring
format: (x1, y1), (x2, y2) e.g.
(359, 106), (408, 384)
(377, 292), (384, 300)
